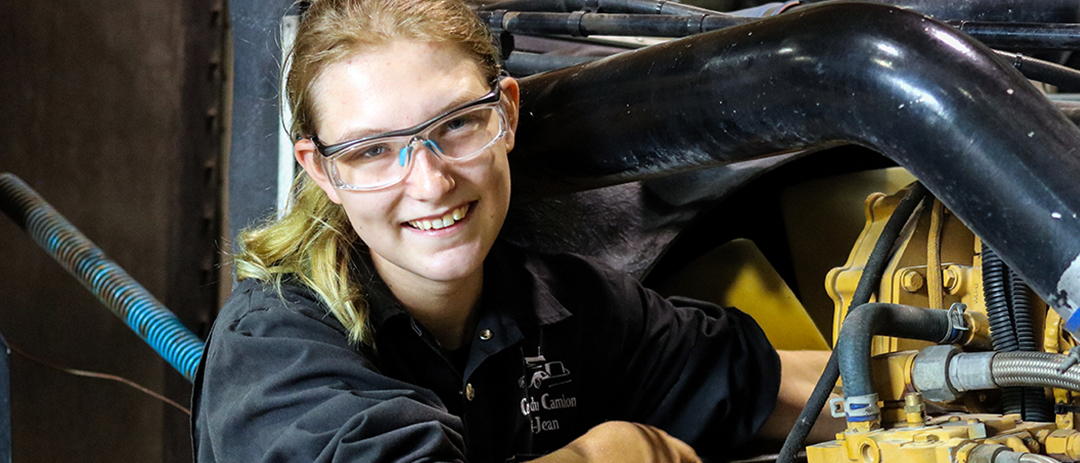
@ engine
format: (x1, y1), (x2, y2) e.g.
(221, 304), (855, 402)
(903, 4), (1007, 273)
(809, 183), (1080, 463)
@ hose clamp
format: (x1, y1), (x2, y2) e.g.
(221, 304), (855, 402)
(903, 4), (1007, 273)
(487, 9), (508, 34)
(942, 302), (970, 344)
(567, 10), (587, 37)
(840, 393), (880, 422)
(1059, 348), (1080, 373)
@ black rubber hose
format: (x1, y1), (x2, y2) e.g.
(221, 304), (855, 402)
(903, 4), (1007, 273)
(777, 183), (929, 463)
(836, 304), (953, 398)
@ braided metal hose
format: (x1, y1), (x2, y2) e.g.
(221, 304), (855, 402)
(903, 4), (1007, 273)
(992, 351), (1080, 391)
(0, 173), (204, 382)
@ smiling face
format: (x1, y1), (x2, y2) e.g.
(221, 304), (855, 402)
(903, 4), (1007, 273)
(296, 39), (518, 291)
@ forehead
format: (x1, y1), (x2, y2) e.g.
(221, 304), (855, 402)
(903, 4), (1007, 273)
(311, 40), (490, 143)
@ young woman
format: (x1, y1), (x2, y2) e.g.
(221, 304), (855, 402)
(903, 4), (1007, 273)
(193, 0), (837, 461)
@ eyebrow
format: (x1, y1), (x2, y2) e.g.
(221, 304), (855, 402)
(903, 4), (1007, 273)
(334, 91), (484, 142)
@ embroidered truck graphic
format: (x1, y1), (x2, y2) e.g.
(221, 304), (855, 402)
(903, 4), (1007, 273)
(520, 356), (571, 389)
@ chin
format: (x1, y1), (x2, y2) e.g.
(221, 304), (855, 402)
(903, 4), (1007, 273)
(416, 243), (490, 282)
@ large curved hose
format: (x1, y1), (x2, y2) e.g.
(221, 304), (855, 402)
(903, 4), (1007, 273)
(512, 2), (1080, 338)
(777, 183), (928, 463)
(0, 173), (203, 382)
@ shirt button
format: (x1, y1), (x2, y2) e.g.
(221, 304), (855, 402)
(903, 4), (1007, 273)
(465, 383), (476, 401)
(479, 329), (493, 341)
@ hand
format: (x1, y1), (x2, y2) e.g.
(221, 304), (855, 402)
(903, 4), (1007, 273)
(535, 421), (702, 463)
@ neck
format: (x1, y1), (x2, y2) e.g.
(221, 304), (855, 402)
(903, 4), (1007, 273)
(373, 259), (483, 351)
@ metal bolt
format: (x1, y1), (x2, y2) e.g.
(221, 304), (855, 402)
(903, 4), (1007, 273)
(901, 269), (925, 292)
(944, 266), (961, 293)
(479, 329), (493, 341)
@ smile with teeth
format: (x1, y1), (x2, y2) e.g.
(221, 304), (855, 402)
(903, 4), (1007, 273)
(406, 204), (470, 231)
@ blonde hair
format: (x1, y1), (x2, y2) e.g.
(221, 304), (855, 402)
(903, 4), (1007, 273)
(235, 0), (501, 345)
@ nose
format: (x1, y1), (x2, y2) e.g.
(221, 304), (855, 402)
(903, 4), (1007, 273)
(403, 139), (455, 200)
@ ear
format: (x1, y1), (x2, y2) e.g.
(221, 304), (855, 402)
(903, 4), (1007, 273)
(499, 77), (520, 152)
(295, 138), (343, 204)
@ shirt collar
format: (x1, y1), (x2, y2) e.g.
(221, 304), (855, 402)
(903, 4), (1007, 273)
(361, 240), (574, 338)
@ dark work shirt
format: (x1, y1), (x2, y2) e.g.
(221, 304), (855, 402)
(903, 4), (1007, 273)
(192, 242), (781, 462)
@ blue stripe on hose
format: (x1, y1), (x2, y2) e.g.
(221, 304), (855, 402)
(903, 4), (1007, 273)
(1, 174), (205, 381)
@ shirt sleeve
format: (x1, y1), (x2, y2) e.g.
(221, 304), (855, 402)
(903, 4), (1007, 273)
(192, 280), (467, 463)
(541, 254), (782, 458)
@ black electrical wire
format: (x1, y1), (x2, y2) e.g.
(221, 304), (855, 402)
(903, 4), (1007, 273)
(777, 183), (929, 463)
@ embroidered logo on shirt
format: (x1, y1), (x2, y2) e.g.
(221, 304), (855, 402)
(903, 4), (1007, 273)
(518, 354), (578, 435)
(518, 354), (572, 390)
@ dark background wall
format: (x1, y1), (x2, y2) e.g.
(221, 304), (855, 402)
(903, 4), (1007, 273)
(0, 0), (225, 460)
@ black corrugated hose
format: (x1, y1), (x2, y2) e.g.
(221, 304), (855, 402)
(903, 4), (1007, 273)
(982, 244), (1023, 415)
(1009, 269), (1053, 422)
(777, 183), (930, 463)
(983, 244), (1052, 421)
(983, 245), (1019, 351)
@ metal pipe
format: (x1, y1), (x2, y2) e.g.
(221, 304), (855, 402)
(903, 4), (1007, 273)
(479, 10), (753, 37)
(511, 1), (1080, 337)
(995, 51), (1080, 89)
(949, 21), (1080, 51)
(480, 0), (725, 16)
(918, 350), (1080, 393)
(482, 9), (1080, 52)
(506, 51), (600, 76)
(0, 173), (204, 382)
(1016, 453), (1061, 463)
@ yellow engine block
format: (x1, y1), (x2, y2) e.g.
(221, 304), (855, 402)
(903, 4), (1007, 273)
(811, 178), (1080, 463)
(807, 414), (1078, 463)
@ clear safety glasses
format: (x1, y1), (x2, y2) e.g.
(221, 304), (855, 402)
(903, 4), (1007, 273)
(312, 84), (509, 191)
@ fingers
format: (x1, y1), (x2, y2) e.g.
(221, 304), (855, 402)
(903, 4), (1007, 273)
(631, 423), (702, 463)
(560, 421), (703, 463)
